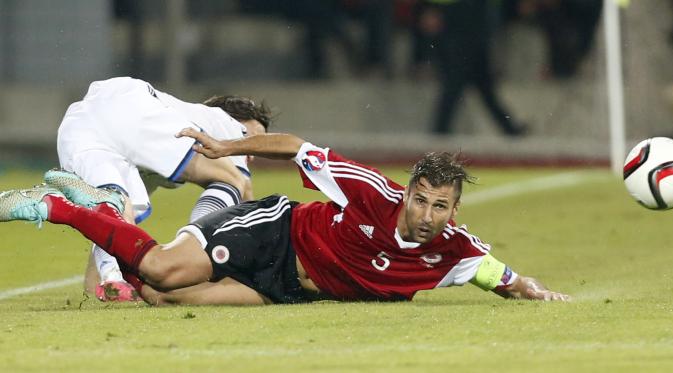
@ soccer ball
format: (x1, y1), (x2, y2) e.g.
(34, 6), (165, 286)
(623, 137), (673, 210)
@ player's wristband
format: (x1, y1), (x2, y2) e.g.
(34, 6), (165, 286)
(470, 254), (506, 291)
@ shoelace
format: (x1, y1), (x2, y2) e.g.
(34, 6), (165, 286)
(30, 202), (45, 229)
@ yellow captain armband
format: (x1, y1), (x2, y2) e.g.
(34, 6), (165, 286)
(470, 254), (506, 291)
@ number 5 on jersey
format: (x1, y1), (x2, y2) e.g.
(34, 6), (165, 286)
(371, 251), (391, 271)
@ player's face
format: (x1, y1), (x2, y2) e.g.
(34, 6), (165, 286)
(399, 177), (458, 244)
(242, 119), (266, 137)
(241, 120), (266, 163)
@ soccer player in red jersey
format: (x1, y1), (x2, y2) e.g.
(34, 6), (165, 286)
(0, 131), (570, 304)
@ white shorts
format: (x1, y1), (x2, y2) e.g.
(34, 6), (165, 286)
(56, 77), (249, 222)
(57, 77), (201, 181)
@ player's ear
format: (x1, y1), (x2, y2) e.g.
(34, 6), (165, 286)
(403, 186), (409, 202)
(451, 200), (460, 219)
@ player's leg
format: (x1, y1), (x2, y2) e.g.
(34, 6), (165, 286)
(49, 179), (211, 290)
(45, 192), (211, 289)
(140, 277), (271, 306)
(114, 221), (271, 306)
(83, 255), (100, 294)
(89, 200), (141, 302)
(57, 151), (248, 299)
(432, 41), (469, 134)
(180, 153), (247, 191)
(135, 159), (252, 303)
(44, 167), (134, 294)
(47, 155), (147, 300)
(189, 181), (242, 222)
(89, 163), (153, 294)
(471, 47), (525, 136)
(84, 196), (135, 295)
(134, 232), (212, 289)
(0, 180), (212, 291)
(122, 173), (246, 300)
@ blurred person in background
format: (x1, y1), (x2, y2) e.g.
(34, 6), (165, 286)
(341, 0), (396, 79)
(408, 0), (436, 79)
(280, 0), (358, 79)
(55, 77), (270, 302)
(665, 0), (673, 115)
(517, 0), (602, 79)
(112, 0), (144, 77)
(415, 0), (528, 136)
(0, 131), (571, 305)
(279, 0), (396, 80)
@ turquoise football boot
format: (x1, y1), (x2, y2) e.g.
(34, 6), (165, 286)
(0, 185), (63, 226)
(44, 169), (125, 214)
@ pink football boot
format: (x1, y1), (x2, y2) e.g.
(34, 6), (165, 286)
(95, 281), (141, 302)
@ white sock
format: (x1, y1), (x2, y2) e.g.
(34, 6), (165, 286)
(189, 182), (242, 222)
(92, 245), (125, 283)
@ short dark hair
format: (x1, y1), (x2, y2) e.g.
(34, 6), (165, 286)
(409, 152), (475, 200)
(203, 95), (272, 130)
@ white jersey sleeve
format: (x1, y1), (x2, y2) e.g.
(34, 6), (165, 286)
(292, 142), (404, 209)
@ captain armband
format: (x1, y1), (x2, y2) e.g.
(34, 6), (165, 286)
(470, 254), (507, 291)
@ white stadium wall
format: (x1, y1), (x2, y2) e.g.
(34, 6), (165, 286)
(0, 0), (672, 166)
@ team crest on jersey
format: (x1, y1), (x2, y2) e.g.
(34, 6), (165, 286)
(420, 253), (443, 268)
(211, 245), (230, 264)
(301, 150), (326, 171)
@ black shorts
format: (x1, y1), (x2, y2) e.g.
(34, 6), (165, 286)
(184, 195), (308, 304)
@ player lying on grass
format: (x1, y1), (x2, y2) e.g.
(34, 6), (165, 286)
(0, 132), (570, 304)
(55, 77), (271, 301)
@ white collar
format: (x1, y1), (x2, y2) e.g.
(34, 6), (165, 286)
(394, 228), (421, 249)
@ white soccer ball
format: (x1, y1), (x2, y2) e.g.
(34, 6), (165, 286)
(623, 137), (673, 210)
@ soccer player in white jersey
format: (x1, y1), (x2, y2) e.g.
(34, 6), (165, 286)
(55, 77), (271, 301)
(0, 131), (570, 305)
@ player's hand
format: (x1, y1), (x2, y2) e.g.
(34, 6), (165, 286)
(525, 288), (572, 302)
(518, 276), (572, 302)
(497, 276), (572, 302)
(176, 128), (230, 159)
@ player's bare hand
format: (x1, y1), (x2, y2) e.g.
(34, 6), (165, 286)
(176, 128), (230, 159)
(525, 288), (572, 302)
(519, 276), (572, 301)
(497, 276), (572, 302)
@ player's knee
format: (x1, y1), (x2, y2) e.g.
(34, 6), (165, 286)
(137, 252), (172, 287)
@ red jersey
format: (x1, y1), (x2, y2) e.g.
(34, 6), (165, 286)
(290, 143), (515, 301)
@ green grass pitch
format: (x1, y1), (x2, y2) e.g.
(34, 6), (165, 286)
(1, 165), (673, 372)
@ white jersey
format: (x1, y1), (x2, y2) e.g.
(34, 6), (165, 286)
(57, 77), (248, 221)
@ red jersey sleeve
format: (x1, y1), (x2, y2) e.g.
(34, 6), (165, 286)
(293, 142), (404, 208)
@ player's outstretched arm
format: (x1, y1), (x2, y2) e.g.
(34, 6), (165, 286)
(177, 129), (305, 160)
(493, 276), (571, 302)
